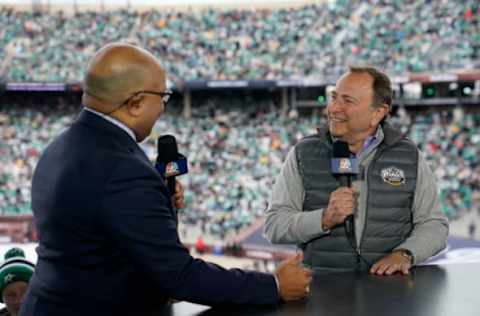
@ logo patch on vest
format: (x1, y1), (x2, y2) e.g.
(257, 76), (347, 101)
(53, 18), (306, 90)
(381, 166), (405, 186)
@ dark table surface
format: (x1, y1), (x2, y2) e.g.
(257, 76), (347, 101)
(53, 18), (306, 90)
(160, 263), (480, 316)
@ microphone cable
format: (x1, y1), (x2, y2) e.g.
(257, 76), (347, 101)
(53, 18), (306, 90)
(344, 216), (372, 270)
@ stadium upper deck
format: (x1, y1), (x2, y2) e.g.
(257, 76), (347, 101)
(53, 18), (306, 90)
(0, 0), (322, 12)
(0, 0), (478, 83)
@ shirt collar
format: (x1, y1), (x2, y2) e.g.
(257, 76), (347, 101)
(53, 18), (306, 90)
(83, 107), (137, 142)
(357, 125), (384, 161)
(362, 125), (382, 153)
(329, 125), (384, 156)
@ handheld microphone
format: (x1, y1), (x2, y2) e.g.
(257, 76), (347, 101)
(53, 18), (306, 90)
(331, 141), (358, 242)
(155, 135), (188, 196)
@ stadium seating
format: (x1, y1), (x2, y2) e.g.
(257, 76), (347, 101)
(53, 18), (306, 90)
(1, 101), (479, 237)
(0, 0), (479, 238)
(0, 0), (478, 82)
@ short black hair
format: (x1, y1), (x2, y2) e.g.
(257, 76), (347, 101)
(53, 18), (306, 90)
(348, 66), (392, 109)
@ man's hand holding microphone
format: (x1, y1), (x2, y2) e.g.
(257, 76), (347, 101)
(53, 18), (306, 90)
(173, 181), (185, 209)
(321, 187), (356, 231)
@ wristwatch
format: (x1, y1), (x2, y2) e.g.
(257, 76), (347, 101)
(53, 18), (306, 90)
(396, 249), (414, 264)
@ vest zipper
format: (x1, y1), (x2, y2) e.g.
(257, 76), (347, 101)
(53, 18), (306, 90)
(359, 148), (384, 269)
(359, 157), (374, 258)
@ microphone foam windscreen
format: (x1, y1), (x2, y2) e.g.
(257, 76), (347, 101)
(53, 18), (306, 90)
(157, 135), (178, 163)
(332, 141), (350, 158)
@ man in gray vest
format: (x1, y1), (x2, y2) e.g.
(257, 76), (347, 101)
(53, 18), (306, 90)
(264, 66), (448, 275)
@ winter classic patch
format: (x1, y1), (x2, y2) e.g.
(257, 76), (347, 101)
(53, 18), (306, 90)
(381, 166), (406, 186)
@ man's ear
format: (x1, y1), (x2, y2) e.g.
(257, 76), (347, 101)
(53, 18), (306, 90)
(125, 94), (144, 117)
(371, 104), (389, 126)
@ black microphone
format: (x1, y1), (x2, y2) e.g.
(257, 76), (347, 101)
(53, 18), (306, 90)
(331, 141), (358, 242)
(155, 135), (188, 197)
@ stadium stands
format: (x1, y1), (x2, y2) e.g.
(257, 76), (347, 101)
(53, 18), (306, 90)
(1, 99), (479, 237)
(0, 0), (478, 82)
(0, 0), (479, 239)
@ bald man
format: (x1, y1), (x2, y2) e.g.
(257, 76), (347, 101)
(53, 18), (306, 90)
(20, 43), (311, 316)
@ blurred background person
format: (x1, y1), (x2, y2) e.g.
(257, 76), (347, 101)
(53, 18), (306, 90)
(0, 248), (35, 316)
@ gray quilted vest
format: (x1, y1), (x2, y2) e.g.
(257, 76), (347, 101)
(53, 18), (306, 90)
(296, 124), (417, 271)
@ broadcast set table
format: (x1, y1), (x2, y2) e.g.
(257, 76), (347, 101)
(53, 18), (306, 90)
(160, 263), (479, 316)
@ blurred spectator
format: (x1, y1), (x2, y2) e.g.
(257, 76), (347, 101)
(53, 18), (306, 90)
(469, 221), (476, 239)
(0, 247), (35, 316)
(195, 236), (207, 255)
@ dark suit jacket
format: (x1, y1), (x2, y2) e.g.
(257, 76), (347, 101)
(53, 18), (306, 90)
(20, 110), (278, 316)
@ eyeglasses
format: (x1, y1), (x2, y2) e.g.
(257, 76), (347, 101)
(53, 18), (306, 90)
(105, 89), (173, 114)
(121, 89), (173, 106)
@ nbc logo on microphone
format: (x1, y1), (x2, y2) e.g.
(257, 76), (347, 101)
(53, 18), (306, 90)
(339, 158), (352, 173)
(165, 161), (180, 177)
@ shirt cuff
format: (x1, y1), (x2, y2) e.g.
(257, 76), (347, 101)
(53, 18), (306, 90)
(297, 208), (330, 242)
(274, 274), (280, 296)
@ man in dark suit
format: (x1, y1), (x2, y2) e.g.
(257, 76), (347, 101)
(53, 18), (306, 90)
(20, 43), (311, 316)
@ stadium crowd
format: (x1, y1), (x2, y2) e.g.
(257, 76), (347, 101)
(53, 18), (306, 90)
(0, 0), (478, 82)
(1, 98), (479, 238)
